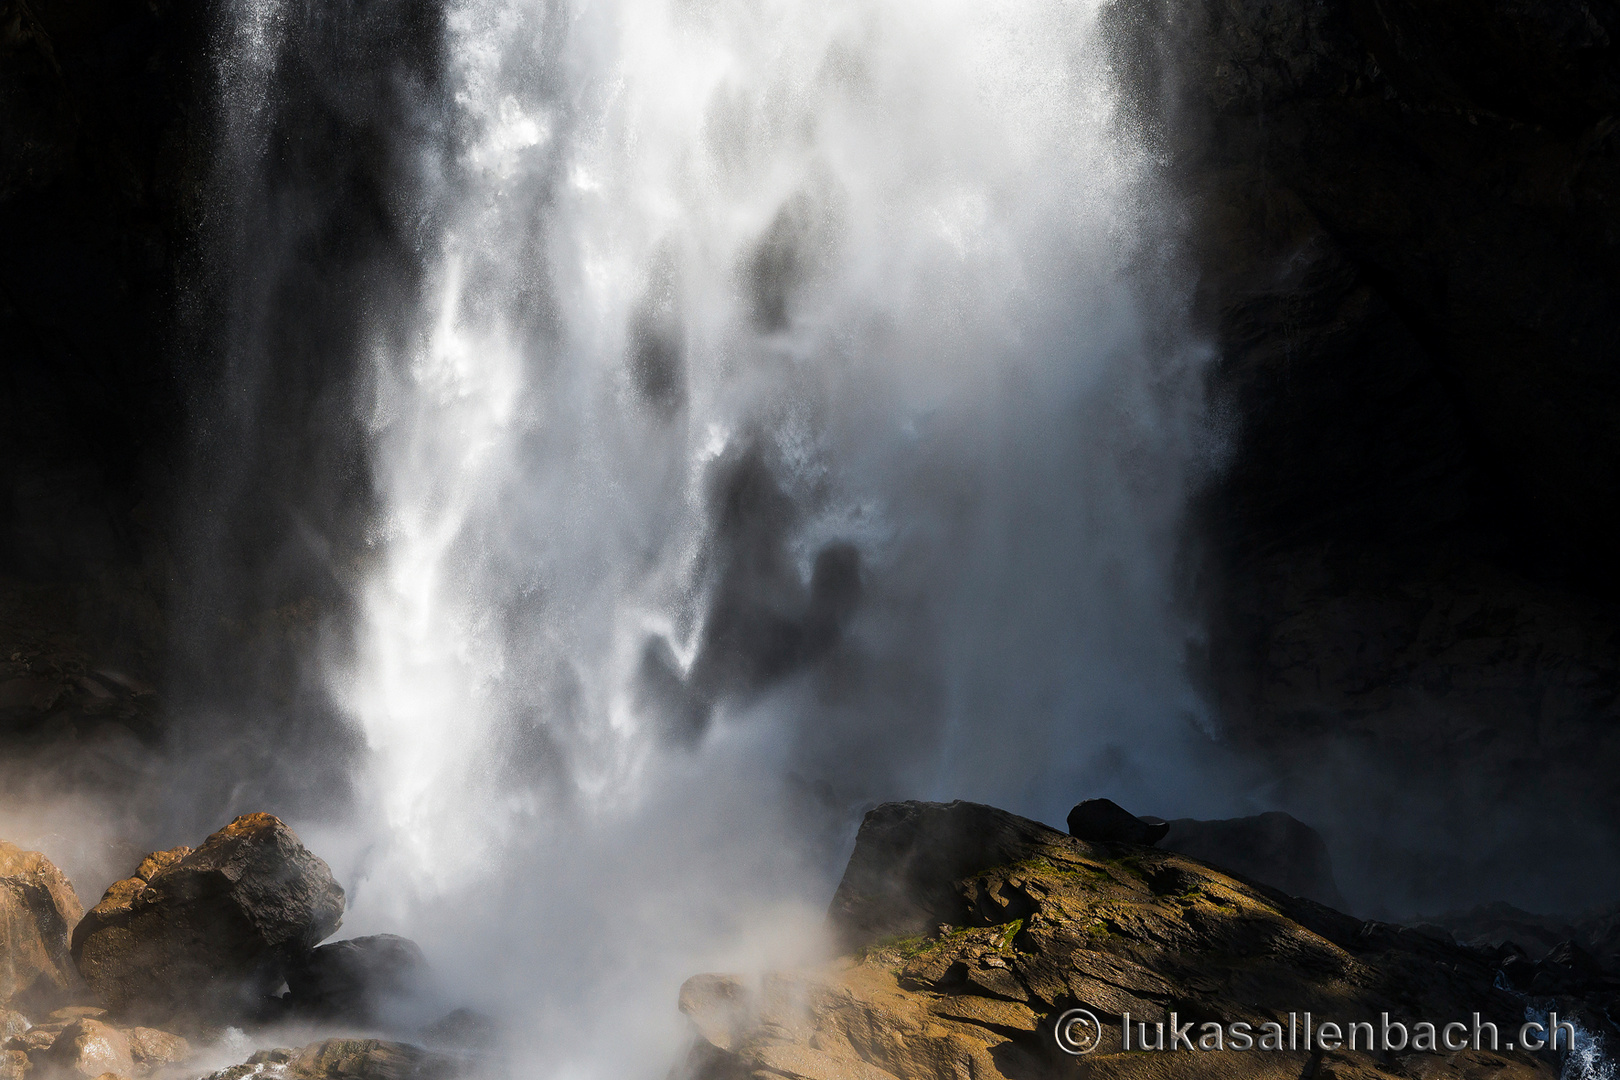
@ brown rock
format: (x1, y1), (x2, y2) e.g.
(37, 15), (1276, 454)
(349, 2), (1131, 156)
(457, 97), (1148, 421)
(4, 1029), (56, 1054)
(35, 1020), (133, 1080)
(289, 1039), (457, 1080)
(0, 842), (86, 1013)
(0, 1050), (28, 1080)
(826, 801), (1061, 950)
(44, 1011), (103, 1025)
(122, 1029), (188, 1074)
(682, 801), (1559, 1080)
(70, 814), (344, 1025)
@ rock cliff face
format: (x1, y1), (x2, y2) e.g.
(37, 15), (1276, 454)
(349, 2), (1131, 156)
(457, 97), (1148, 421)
(1122, 0), (1620, 912)
(679, 802), (1568, 1080)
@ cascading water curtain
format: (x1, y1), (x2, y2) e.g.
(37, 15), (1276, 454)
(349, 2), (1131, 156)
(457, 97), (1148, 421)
(282, 0), (1217, 1073)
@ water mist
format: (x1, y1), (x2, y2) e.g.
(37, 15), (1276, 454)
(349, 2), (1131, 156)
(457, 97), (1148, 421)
(216, 0), (1224, 1075)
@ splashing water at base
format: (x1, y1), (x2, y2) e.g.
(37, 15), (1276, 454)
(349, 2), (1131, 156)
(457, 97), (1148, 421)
(295, 0), (1223, 1074)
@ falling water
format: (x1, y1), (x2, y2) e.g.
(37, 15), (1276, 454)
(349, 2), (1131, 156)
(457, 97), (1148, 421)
(212, 0), (1219, 1074)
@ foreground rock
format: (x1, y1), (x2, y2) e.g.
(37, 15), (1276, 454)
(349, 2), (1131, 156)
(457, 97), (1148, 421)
(203, 1039), (458, 1080)
(683, 801), (1557, 1080)
(125, 1026), (192, 1074)
(0, 842), (86, 1013)
(1160, 811), (1346, 909)
(35, 1018), (133, 1079)
(71, 814), (345, 1026)
(0, 1007), (193, 1079)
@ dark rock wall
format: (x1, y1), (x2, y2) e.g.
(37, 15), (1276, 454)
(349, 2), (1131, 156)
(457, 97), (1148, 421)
(0, 0), (450, 826)
(1165, 0), (1620, 910)
(0, 0), (211, 671)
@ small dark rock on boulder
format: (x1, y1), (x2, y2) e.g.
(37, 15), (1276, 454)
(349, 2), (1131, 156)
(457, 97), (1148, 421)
(1064, 799), (1168, 845)
(287, 935), (429, 1024)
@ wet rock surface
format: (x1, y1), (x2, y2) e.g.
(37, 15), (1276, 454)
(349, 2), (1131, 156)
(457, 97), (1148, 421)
(0, 842), (86, 1014)
(686, 800), (1564, 1080)
(0, 1005), (195, 1080)
(35, 1018), (134, 1080)
(71, 814), (345, 1026)
(201, 1040), (460, 1080)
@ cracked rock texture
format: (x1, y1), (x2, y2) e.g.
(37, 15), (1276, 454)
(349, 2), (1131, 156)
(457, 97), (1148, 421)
(679, 802), (1559, 1080)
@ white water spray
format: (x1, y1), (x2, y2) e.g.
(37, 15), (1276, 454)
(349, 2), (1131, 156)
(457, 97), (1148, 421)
(315, 0), (1215, 1073)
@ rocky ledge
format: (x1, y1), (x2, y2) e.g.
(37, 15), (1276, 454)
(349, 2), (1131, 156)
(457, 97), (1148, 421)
(677, 801), (1611, 1080)
(1, 815), (486, 1080)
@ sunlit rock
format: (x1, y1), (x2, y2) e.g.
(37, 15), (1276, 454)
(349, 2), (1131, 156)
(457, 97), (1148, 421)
(34, 1019), (132, 1080)
(71, 814), (344, 1026)
(0, 841), (86, 1014)
(122, 1027), (189, 1075)
(682, 800), (1557, 1080)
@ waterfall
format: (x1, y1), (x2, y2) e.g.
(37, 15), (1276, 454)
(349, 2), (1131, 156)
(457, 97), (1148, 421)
(210, 0), (1220, 1073)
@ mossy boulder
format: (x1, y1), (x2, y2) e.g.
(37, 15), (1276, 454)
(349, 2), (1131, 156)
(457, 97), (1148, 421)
(680, 801), (1556, 1080)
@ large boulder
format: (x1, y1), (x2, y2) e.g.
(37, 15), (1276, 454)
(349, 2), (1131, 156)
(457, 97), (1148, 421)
(0, 841), (85, 1013)
(199, 1040), (459, 1080)
(684, 800), (1554, 1080)
(1159, 811), (1347, 908)
(70, 814), (344, 1026)
(124, 1027), (191, 1074)
(286, 936), (428, 1024)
